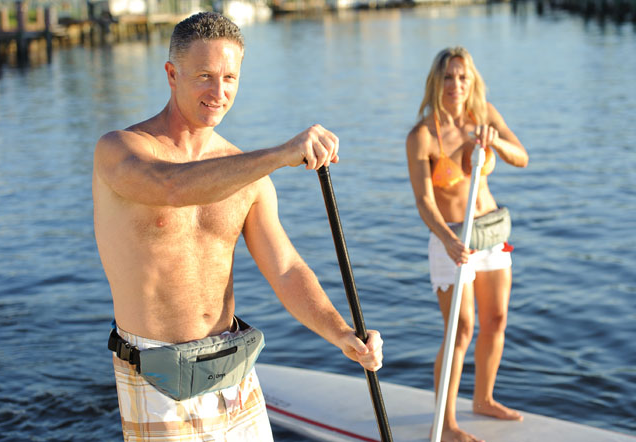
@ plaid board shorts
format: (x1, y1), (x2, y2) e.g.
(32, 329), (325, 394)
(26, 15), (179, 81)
(112, 328), (273, 442)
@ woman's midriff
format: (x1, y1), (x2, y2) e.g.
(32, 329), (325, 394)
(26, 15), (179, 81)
(434, 179), (498, 224)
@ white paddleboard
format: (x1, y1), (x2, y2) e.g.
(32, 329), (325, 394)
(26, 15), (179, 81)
(256, 363), (635, 442)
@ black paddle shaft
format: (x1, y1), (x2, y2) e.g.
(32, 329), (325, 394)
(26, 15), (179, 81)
(317, 165), (393, 442)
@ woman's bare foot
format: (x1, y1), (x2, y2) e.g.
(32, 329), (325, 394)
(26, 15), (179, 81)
(439, 426), (485, 442)
(473, 399), (523, 421)
(430, 425), (485, 442)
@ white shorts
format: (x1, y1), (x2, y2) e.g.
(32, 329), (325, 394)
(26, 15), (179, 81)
(428, 231), (512, 293)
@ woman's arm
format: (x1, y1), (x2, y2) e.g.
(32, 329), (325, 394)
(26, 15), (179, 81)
(477, 102), (529, 168)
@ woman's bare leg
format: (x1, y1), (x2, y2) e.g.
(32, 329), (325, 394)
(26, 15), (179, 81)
(473, 268), (522, 421)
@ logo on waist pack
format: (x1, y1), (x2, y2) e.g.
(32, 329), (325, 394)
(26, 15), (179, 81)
(208, 373), (226, 380)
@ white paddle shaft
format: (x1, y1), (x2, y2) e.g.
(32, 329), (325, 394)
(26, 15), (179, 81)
(431, 144), (486, 442)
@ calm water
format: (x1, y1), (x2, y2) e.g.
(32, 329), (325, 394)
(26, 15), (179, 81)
(1, 3), (635, 440)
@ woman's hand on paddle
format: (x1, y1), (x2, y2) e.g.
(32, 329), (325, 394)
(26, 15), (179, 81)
(445, 236), (471, 266)
(340, 329), (383, 372)
(474, 124), (499, 148)
(280, 124), (340, 170)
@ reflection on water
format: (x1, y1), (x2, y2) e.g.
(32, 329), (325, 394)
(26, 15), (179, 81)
(0, 3), (635, 440)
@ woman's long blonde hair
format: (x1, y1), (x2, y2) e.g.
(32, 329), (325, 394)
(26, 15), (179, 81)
(417, 47), (487, 124)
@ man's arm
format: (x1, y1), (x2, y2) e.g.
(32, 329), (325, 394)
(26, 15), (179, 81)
(242, 177), (383, 371)
(93, 124), (340, 207)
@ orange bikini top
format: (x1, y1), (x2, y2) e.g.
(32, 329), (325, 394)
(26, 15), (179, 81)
(431, 112), (495, 188)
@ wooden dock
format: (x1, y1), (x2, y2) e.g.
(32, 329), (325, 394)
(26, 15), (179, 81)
(0, 1), (192, 67)
(2, 0), (634, 67)
(533, 0), (636, 21)
(0, 1), (62, 66)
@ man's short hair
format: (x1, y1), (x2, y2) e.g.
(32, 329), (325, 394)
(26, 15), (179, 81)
(169, 12), (244, 64)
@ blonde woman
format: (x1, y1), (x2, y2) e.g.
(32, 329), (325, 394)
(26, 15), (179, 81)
(406, 47), (529, 442)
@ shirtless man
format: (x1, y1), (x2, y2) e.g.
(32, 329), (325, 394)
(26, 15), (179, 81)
(93, 12), (383, 441)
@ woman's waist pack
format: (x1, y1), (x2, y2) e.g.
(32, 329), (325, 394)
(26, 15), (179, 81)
(450, 206), (511, 251)
(108, 316), (265, 401)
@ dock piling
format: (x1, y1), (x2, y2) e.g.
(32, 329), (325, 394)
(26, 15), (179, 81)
(16, 0), (27, 65)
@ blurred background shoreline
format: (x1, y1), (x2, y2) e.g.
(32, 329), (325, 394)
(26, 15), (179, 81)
(2, 0), (636, 67)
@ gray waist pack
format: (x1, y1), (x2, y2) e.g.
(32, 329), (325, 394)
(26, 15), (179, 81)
(108, 316), (265, 401)
(450, 206), (511, 251)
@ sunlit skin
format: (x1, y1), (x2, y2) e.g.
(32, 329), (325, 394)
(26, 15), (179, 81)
(93, 37), (383, 374)
(407, 56), (528, 442)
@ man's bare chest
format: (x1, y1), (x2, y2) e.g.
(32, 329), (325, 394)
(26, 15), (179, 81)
(131, 193), (253, 243)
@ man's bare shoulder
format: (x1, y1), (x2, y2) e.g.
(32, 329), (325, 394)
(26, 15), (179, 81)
(244, 167), (276, 212)
(96, 127), (154, 153)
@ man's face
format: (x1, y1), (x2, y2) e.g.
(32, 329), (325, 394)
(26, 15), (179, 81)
(168, 38), (243, 128)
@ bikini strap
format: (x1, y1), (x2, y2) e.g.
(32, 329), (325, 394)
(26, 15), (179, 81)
(433, 113), (446, 158)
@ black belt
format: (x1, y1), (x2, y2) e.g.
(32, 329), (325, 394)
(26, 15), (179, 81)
(108, 328), (142, 373)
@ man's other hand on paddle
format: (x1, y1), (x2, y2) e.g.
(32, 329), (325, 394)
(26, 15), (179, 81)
(340, 329), (383, 372)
